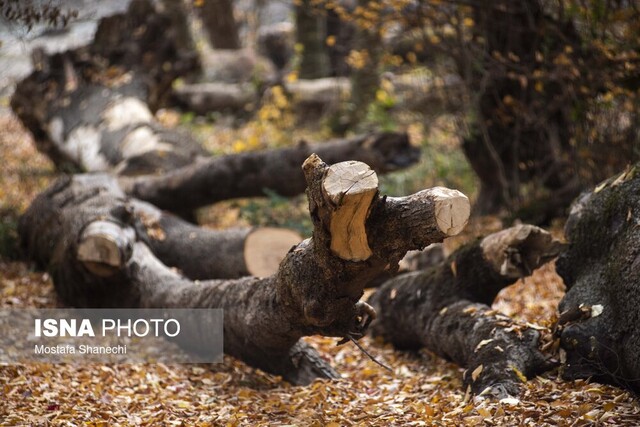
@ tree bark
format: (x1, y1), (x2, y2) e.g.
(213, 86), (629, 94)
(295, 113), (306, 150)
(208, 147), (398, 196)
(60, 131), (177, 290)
(368, 224), (563, 397)
(158, 0), (198, 64)
(10, 0), (202, 174)
(170, 76), (460, 117)
(131, 199), (302, 279)
(555, 164), (640, 394)
(121, 132), (420, 211)
(19, 156), (470, 384)
(197, 0), (241, 50)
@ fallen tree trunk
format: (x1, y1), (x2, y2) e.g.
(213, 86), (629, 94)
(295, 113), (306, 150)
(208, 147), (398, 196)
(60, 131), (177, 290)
(555, 165), (640, 394)
(171, 75), (463, 116)
(130, 200), (302, 279)
(121, 132), (419, 211)
(20, 155), (470, 383)
(10, 0), (203, 174)
(368, 225), (563, 397)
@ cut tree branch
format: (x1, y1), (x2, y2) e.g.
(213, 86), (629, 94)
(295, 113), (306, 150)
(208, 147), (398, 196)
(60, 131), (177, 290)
(121, 132), (419, 211)
(19, 155), (469, 383)
(368, 224), (563, 397)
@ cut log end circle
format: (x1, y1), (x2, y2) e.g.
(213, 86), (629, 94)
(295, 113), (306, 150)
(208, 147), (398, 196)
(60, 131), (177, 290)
(77, 220), (134, 277)
(244, 227), (303, 277)
(431, 187), (471, 236)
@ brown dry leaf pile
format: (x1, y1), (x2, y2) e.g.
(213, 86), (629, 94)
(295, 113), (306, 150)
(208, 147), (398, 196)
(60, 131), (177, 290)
(1, 111), (639, 426)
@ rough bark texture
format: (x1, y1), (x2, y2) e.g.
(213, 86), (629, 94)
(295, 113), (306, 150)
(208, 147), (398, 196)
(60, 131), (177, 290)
(10, 0), (202, 174)
(20, 156), (469, 383)
(197, 0), (241, 50)
(556, 165), (640, 393)
(121, 132), (420, 211)
(369, 225), (563, 397)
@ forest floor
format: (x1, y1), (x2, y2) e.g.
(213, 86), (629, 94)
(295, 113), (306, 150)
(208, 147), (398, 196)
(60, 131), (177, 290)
(1, 109), (639, 426)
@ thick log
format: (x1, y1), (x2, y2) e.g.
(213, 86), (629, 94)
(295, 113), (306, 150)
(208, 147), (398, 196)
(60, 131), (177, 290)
(10, 0), (202, 174)
(131, 200), (302, 279)
(20, 155), (469, 383)
(172, 82), (258, 114)
(556, 165), (640, 393)
(368, 224), (563, 397)
(171, 76), (461, 115)
(121, 132), (420, 211)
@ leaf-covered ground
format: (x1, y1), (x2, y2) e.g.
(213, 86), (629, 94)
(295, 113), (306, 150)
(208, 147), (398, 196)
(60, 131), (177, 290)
(1, 110), (639, 426)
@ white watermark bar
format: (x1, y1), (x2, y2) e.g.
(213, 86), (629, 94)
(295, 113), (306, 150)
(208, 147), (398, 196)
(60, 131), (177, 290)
(0, 308), (223, 363)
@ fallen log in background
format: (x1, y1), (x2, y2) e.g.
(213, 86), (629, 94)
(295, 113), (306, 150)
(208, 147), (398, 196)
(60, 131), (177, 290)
(172, 74), (463, 116)
(368, 225), (563, 397)
(11, 0), (420, 212)
(121, 132), (419, 211)
(20, 155), (469, 384)
(555, 165), (640, 394)
(11, 0), (203, 174)
(129, 199), (302, 279)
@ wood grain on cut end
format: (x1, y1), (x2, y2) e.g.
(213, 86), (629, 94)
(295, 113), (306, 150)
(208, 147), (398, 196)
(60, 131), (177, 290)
(77, 220), (134, 277)
(322, 160), (379, 261)
(244, 227), (302, 277)
(480, 224), (564, 279)
(431, 187), (470, 236)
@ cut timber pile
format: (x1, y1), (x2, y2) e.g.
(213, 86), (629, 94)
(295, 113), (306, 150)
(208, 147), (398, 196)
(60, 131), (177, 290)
(19, 155), (470, 384)
(11, 2), (420, 211)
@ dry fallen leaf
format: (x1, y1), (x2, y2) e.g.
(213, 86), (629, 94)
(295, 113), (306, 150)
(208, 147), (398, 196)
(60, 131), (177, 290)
(471, 365), (484, 382)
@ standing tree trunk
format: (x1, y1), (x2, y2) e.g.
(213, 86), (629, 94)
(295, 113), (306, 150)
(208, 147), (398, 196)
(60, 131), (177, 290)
(555, 165), (640, 394)
(344, 0), (382, 129)
(19, 156), (470, 384)
(369, 224), (563, 397)
(295, 0), (331, 79)
(197, 0), (241, 50)
(459, 0), (579, 218)
(159, 0), (198, 60)
(326, 7), (354, 77)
